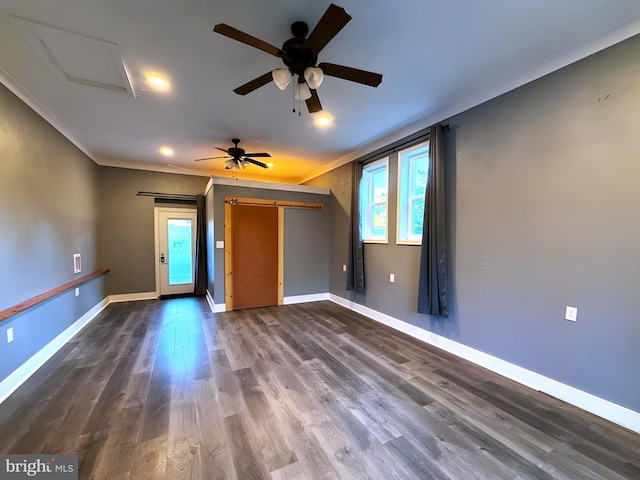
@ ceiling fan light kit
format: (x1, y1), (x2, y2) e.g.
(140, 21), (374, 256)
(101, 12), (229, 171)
(272, 68), (292, 90)
(303, 66), (324, 89)
(212, 3), (382, 114)
(294, 81), (312, 101)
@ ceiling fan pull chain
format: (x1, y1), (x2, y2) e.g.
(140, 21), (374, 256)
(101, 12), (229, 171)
(292, 79), (296, 114)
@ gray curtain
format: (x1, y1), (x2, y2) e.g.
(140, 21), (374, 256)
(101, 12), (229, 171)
(418, 124), (448, 316)
(346, 161), (365, 292)
(194, 194), (208, 296)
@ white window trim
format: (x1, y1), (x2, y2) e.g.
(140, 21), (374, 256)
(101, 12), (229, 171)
(361, 157), (389, 244)
(397, 141), (429, 246)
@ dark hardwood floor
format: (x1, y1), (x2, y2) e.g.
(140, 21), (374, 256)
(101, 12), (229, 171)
(0, 298), (638, 479)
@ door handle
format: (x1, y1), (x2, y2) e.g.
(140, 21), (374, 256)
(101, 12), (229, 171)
(160, 253), (166, 264)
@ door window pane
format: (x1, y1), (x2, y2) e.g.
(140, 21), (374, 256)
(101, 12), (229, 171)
(167, 218), (193, 285)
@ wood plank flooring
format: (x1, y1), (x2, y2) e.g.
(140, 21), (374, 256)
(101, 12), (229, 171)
(0, 298), (638, 479)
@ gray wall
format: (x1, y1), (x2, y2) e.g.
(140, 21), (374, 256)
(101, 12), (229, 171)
(0, 83), (105, 382)
(98, 167), (209, 295)
(284, 208), (329, 296)
(306, 34), (640, 412)
(211, 184), (330, 305)
(307, 164), (354, 294)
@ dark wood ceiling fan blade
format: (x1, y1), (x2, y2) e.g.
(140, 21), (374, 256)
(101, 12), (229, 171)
(244, 152), (271, 158)
(303, 4), (352, 54)
(306, 89), (323, 113)
(244, 158), (269, 168)
(318, 62), (382, 87)
(194, 155), (230, 162)
(233, 72), (274, 95)
(213, 24), (283, 57)
(215, 147), (230, 153)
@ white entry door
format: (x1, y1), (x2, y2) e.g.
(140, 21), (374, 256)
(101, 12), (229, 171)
(156, 208), (197, 296)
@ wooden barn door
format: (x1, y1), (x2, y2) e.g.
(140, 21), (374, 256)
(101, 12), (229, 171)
(226, 202), (279, 310)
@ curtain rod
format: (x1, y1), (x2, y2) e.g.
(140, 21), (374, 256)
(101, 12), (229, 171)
(136, 191), (199, 200)
(358, 123), (449, 166)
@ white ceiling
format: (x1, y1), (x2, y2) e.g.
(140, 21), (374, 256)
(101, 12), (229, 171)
(1, 1), (640, 183)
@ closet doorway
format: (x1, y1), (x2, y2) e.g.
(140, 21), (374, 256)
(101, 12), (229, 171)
(223, 196), (324, 310)
(227, 202), (279, 309)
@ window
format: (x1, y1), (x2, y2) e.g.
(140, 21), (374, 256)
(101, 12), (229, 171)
(397, 141), (429, 244)
(360, 158), (388, 242)
(167, 218), (193, 284)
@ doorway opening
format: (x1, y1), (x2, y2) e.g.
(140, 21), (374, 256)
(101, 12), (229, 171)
(223, 196), (324, 310)
(155, 207), (197, 297)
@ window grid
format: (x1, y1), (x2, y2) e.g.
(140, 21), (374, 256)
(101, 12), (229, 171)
(397, 142), (429, 244)
(360, 158), (388, 243)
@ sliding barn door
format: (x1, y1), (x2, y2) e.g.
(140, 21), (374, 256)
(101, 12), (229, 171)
(229, 204), (279, 309)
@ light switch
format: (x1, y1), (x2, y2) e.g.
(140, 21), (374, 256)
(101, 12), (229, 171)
(390, 273), (395, 283)
(7, 327), (13, 343)
(342, 264), (347, 272)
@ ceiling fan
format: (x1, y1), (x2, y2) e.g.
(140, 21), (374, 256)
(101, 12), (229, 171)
(194, 138), (271, 169)
(213, 3), (383, 113)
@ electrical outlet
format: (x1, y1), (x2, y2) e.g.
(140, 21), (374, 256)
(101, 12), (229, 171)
(7, 327), (13, 343)
(342, 264), (347, 272)
(565, 306), (578, 322)
(216, 241), (224, 249)
(75, 287), (80, 297)
(390, 273), (395, 283)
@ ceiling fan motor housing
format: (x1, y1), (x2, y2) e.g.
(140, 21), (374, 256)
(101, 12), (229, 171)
(290, 20), (309, 38)
(228, 147), (244, 157)
(281, 23), (318, 77)
(228, 138), (244, 157)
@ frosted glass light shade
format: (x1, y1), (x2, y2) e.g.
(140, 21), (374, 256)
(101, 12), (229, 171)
(304, 67), (324, 89)
(272, 68), (292, 90)
(224, 159), (235, 169)
(294, 81), (312, 100)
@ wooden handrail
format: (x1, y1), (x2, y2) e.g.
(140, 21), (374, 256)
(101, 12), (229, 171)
(0, 268), (109, 322)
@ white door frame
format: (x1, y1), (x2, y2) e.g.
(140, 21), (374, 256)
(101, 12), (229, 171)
(154, 206), (197, 296)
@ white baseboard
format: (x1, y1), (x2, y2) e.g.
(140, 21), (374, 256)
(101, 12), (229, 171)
(10, 291), (635, 433)
(0, 291), (323, 404)
(0, 297), (110, 405)
(205, 289), (215, 313)
(107, 291), (158, 303)
(329, 294), (640, 435)
(205, 293), (330, 312)
(205, 290), (226, 313)
(213, 302), (226, 313)
(283, 293), (329, 305)
(0, 291), (160, 405)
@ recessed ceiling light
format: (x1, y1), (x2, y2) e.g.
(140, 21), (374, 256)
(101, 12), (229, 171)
(146, 74), (170, 91)
(159, 146), (174, 157)
(314, 113), (333, 128)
